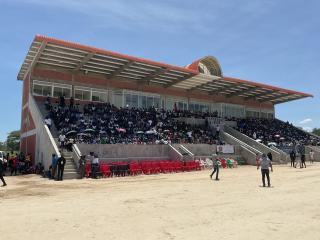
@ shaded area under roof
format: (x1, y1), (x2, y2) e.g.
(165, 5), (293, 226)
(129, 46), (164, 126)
(17, 35), (313, 105)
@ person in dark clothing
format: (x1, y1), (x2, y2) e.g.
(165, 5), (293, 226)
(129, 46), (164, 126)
(290, 150), (296, 167)
(57, 153), (66, 181)
(301, 154), (306, 168)
(70, 97), (74, 108)
(78, 155), (85, 179)
(257, 153), (273, 187)
(267, 152), (273, 162)
(210, 153), (220, 181)
(0, 158), (7, 186)
(59, 95), (65, 107)
(300, 145), (306, 168)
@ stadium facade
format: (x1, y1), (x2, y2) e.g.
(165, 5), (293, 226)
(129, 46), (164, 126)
(17, 35), (312, 165)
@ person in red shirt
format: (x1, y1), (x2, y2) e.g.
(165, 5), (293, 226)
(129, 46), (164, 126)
(10, 154), (18, 176)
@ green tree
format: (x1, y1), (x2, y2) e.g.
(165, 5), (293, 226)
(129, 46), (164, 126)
(6, 130), (20, 151)
(312, 128), (320, 136)
(0, 141), (6, 151)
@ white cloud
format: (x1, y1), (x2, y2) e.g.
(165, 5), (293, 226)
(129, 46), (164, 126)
(6, 0), (276, 34)
(299, 118), (312, 124)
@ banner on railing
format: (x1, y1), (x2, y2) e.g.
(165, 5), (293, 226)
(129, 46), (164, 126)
(217, 144), (235, 154)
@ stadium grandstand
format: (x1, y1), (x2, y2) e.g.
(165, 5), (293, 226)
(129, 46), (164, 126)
(17, 35), (320, 179)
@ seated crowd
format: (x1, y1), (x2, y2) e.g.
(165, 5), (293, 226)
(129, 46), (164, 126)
(44, 96), (220, 145)
(236, 118), (319, 146)
(1, 151), (36, 176)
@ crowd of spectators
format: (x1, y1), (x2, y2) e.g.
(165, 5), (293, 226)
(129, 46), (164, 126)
(1, 151), (35, 176)
(44, 96), (220, 146)
(236, 118), (319, 146)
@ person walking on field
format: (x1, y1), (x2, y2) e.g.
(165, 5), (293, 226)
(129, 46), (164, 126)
(300, 145), (306, 168)
(210, 152), (220, 181)
(290, 149), (296, 167)
(309, 149), (314, 164)
(57, 153), (66, 181)
(0, 157), (7, 187)
(257, 153), (273, 187)
(51, 153), (58, 179)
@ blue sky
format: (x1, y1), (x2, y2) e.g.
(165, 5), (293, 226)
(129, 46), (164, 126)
(0, 0), (319, 140)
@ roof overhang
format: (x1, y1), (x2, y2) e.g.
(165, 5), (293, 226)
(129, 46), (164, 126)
(17, 35), (313, 105)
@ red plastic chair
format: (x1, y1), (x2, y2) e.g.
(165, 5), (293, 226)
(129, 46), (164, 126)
(129, 162), (142, 176)
(141, 161), (152, 175)
(160, 161), (168, 173)
(100, 164), (111, 177)
(151, 161), (161, 174)
(173, 161), (183, 172)
(220, 159), (227, 168)
(195, 160), (201, 171)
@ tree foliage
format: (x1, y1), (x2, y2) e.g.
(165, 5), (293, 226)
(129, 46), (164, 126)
(6, 130), (20, 151)
(312, 128), (320, 136)
(0, 141), (6, 151)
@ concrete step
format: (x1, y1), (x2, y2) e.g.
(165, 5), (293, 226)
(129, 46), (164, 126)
(64, 166), (77, 171)
(63, 172), (80, 179)
(64, 170), (78, 174)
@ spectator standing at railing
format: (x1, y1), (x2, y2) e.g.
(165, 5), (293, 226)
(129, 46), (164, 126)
(44, 116), (52, 130)
(58, 133), (66, 149)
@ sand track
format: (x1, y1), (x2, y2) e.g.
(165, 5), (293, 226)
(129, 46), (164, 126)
(1, 164), (320, 240)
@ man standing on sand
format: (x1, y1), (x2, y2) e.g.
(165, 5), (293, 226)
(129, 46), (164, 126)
(0, 157), (7, 187)
(57, 152), (66, 181)
(290, 149), (296, 167)
(210, 152), (220, 181)
(309, 149), (314, 164)
(257, 153), (273, 187)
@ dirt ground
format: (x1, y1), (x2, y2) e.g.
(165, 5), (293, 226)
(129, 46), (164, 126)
(1, 163), (320, 240)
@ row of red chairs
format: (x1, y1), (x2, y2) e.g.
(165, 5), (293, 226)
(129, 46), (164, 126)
(84, 160), (201, 178)
(131, 160), (201, 175)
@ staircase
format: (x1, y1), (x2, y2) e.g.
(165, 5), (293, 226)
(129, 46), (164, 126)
(62, 151), (79, 179)
(223, 125), (286, 164)
(172, 144), (194, 161)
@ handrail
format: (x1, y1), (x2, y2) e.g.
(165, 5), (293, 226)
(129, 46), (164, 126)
(180, 145), (194, 157)
(72, 144), (81, 169)
(224, 126), (278, 155)
(28, 94), (61, 170)
(44, 125), (60, 158)
(168, 144), (183, 160)
(222, 131), (262, 155)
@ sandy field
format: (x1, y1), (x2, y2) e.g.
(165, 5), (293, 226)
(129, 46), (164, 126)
(1, 163), (320, 240)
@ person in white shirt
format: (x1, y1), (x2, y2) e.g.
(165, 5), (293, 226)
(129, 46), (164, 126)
(58, 133), (66, 148)
(309, 149), (315, 164)
(44, 116), (52, 130)
(91, 154), (99, 179)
